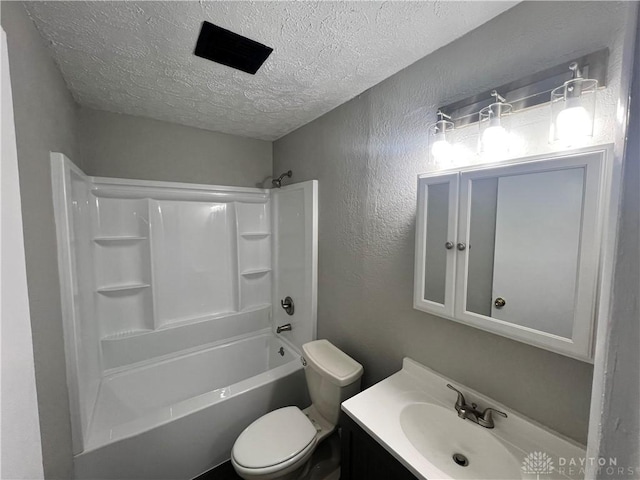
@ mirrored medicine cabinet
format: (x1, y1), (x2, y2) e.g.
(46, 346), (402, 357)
(413, 147), (612, 361)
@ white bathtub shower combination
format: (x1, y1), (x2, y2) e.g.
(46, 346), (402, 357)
(51, 154), (318, 479)
(75, 334), (307, 479)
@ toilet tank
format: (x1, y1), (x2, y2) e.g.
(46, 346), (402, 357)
(301, 340), (363, 425)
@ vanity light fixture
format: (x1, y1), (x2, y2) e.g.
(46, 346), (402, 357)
(478, 90), (512, 157)
(550, 62), (598, 146)
(428, 110), (455, 166)
(433, 49), (607, 156)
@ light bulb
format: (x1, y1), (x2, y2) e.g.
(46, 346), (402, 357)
(431, 138), (453, 160)
(481, 123), (509, 155)
(429, 114), (456, 166)
(550, 72), (597, 146)
(556, 105), (591, 145)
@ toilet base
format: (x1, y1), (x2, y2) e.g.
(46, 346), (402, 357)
(298, 431), (340, 480)
(301, 406), (334, 444)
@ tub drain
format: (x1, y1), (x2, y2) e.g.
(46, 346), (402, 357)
(452, 453), (469, 467)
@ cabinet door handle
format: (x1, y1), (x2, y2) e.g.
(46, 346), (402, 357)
(457, 242), (466, 251)
(445, 241), (454, 250)
(494, 297), (506, 308)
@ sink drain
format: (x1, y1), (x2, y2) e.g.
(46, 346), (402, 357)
(452, 453), (469, 467)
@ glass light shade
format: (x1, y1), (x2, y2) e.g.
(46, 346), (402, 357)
(478, 102), (512, 158)
(428, 118), (454, 166)
(550, 78), (597, 146)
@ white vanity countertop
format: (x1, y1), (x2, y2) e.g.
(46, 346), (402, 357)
(341, 358), (586, 480)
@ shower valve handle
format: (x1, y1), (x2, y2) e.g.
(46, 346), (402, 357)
(280, 296), (294, 315)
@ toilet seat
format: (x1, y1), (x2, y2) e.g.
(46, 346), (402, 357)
(231, 406), (318, 477)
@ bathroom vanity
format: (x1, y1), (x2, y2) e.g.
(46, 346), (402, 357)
(413, 146), (613, 361)
(340, 413), (417, 480)
(340, 359), (585, 480)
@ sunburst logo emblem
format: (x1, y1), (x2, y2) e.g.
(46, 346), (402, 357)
(522, 451), (554, 479)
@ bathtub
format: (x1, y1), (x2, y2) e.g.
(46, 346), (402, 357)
(74, 332), (308, 480)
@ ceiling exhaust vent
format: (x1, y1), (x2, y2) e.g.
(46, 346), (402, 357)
(194, 21), (273, 75)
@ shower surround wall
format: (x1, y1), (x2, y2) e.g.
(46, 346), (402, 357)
(273, 1), (635, 444)
(52, 154), (317, 477)
(53, 154), (275, 450)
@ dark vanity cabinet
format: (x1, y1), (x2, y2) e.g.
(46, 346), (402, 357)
(340, 413), (418, 480)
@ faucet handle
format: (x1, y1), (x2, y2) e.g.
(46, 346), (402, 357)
(480, 407), (507, 421)
(446, 384), (467, 410)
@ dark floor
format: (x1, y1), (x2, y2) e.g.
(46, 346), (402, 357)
(194, 431), (341, 480)
(193, 461), (241, 480)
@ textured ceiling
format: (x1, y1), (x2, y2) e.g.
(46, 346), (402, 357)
(26, 1), (517, 140)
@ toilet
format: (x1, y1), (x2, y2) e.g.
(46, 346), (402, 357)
(231, 339), (363, 480)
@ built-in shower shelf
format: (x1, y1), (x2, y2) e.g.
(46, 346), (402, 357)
(94, 236), (148, 244)
(240, 232), (271, 238)
(97, 283), (151, 294)
(240, 268), (271, 277)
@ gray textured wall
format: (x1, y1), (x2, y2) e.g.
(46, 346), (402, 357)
(1, 3), (77, 478)
(274, 1), (632, 444)
(77, 108), (273, 187)
(595, 7), (640, 474)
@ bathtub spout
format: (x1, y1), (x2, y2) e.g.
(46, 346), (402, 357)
(276, 323), (292, 333)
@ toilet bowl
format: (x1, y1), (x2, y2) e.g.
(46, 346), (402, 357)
(231, 340), (363, 480)
(231, 407), (317, 480)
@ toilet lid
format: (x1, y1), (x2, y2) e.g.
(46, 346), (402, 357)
(232, 406), (317, 469)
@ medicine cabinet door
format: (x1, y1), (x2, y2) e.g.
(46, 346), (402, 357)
(414, 173), (459, 317)
(454, 151), (605, 360)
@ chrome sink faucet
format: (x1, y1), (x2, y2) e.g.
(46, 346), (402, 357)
(446, 384), (507, 429)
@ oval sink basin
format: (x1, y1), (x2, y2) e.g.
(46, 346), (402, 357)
(400, 403), (522, 479)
